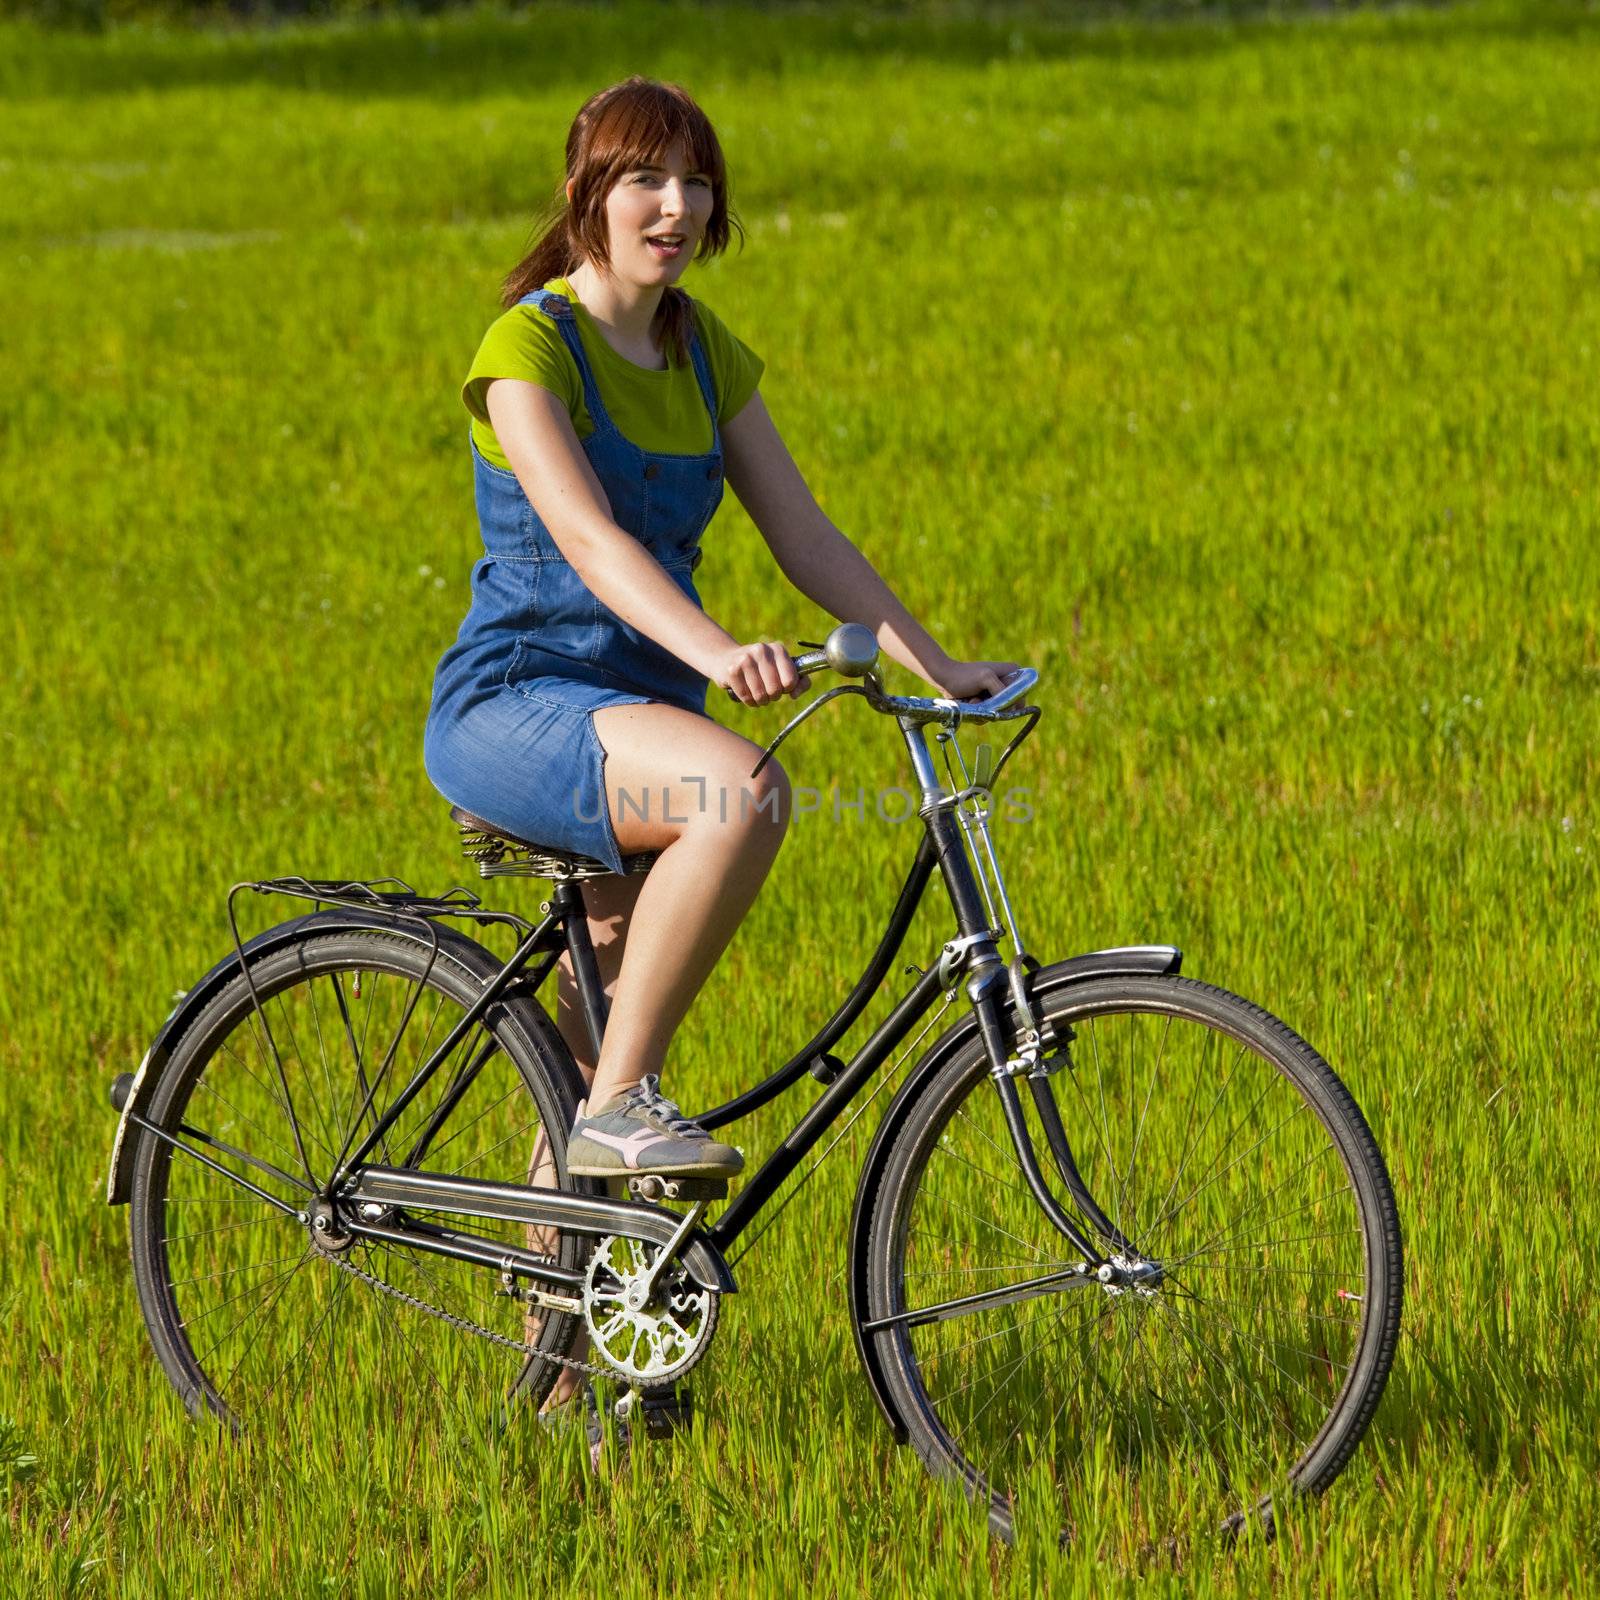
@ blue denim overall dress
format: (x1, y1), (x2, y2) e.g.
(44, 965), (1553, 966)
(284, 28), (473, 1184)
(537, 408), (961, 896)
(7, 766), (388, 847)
(423, 288), (723, 873)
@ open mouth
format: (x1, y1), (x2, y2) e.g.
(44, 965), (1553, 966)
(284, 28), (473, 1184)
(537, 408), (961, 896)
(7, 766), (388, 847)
(646, 234), (687, 260)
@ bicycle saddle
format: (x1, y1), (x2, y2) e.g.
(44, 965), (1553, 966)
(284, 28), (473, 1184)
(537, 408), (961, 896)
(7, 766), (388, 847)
(449, 805), (658, 881)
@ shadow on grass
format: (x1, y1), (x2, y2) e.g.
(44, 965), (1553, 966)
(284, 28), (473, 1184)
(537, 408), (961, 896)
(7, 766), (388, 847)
(2, 0), (1591, 103)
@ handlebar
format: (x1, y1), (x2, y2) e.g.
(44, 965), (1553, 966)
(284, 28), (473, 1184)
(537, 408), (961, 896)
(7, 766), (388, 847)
(740, 623), (1040, 778)
(757, 622), (1037, 724)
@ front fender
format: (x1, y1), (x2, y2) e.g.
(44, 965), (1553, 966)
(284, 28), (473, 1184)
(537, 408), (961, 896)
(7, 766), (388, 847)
(847, 944), (1181, 1443)
(105, 910), (562, 1206)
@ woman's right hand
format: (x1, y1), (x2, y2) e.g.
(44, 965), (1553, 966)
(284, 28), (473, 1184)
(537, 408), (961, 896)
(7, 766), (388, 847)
(717, 641), (812, 707)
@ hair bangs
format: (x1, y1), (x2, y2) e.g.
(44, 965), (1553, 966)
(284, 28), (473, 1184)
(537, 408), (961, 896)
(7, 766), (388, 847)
(587, 86), (725, 190)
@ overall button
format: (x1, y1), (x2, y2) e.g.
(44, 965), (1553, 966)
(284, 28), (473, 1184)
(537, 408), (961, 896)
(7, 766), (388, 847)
(643, 463), (661, 481)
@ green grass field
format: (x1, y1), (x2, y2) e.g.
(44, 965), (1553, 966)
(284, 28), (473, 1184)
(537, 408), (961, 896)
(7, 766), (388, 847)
(3, 1), (1597, 1592)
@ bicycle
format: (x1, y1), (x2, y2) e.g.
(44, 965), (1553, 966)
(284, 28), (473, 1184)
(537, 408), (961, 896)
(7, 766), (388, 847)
(106, 623), (1402, 1544)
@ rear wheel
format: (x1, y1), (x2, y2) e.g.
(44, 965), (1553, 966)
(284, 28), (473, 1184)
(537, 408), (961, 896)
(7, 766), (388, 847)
(127, 925), (591, 1441)
(862, 974), (1402, 1543)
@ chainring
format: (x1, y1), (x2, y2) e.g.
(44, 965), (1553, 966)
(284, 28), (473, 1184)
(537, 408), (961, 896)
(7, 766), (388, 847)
(582, 1233), (719, 1386)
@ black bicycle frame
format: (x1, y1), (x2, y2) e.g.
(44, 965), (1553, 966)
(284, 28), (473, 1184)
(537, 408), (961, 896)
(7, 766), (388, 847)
(184, 713), (1117, 1298)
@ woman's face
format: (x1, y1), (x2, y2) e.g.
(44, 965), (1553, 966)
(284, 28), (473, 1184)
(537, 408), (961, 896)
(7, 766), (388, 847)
(579, 141), (715, 288)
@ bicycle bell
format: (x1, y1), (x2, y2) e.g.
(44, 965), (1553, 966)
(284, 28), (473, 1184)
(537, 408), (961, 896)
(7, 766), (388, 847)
(825, 623), (879, 677)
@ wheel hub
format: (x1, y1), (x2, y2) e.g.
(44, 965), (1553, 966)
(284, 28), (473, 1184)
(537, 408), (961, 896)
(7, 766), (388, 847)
(1098, 1253), (1164, 1297)
(306, 1197), (354, 1254)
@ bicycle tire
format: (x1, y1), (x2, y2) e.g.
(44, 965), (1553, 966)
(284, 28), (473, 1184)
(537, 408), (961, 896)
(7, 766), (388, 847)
(126, 924), (592, 1437)
(861, 973), (1402, 1543)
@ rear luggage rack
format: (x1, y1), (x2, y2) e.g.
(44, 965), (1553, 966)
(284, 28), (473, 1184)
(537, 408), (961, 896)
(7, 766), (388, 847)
(240, 876), (534, 934)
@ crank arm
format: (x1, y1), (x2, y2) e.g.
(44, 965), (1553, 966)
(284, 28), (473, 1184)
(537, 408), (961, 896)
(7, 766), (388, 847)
(860, 1264), (1095, 1333)
(344, 1165), (738, 1295)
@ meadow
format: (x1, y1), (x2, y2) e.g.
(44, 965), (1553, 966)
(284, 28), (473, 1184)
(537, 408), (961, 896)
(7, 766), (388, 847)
(1, 0), (1597, 1592)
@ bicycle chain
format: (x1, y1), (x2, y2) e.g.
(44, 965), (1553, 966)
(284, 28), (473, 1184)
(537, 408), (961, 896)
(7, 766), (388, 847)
(321, 1248), (616, 1381)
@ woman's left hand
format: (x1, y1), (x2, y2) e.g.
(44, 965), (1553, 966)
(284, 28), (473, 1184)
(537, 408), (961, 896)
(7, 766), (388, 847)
(932, 658), (1023, 703)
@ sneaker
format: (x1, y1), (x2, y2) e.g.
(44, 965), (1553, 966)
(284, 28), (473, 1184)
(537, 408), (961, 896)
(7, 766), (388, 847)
(566, 1075), (744, 1179)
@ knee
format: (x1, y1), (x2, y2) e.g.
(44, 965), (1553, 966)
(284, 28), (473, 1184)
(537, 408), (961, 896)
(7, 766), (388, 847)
(736, 756), (792, 837)
(686, 752), (791, 839)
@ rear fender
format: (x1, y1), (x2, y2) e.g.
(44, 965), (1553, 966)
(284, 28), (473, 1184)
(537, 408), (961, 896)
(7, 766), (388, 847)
(847, 945), (1181, 1442)
(105, 910), (571, 1205)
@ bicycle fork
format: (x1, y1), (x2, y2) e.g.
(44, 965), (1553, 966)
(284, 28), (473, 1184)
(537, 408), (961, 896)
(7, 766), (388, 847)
(909, 717), (1139, 1276)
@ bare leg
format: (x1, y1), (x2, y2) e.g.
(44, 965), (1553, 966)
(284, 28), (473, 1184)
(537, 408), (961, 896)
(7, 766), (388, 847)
(585, 701), (791, 1110)
(529, 703), (789, 1409)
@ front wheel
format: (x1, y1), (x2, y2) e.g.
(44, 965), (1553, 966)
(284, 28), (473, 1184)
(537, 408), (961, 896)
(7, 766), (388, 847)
(861, 974), (1402, 1544)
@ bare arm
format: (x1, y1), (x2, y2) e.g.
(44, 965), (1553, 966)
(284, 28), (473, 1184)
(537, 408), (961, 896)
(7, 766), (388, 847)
(486, 378), (735, 674)
(722, 392), (1015, 698)
(484, 379), (802, 705)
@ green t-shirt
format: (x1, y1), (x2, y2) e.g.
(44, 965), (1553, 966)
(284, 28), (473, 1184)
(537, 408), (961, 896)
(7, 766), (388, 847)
(462, 278), (764, 469)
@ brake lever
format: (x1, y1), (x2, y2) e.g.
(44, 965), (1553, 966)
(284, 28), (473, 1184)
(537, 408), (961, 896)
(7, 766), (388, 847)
(748, 684), (873, 780)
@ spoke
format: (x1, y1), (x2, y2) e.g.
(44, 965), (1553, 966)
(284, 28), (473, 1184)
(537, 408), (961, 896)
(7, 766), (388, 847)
(950, 1311), (1074, 1450)
(178, 1248), (313, 1336)
(1087, 1016), (1127, 1239)
(304, 967), (345, 1161)
(917, 1184), (1050, 1264)
(927, 1136), (1035, 1204)
(1164, 1284), (1354, 1377)
(1146, 1094), (1309, 1242)
(368, 1265), (462, 1413)
(453, 1118), (543, 1178)
(392, 1035), (502, 1166)
(416, 1070), (522, 1168)
(270, 988), (340, 1168)
(1147, 1294), (1284, 1487)
(1173, 1226), (1361, 1265)
(1121, 1014), (1170, 1235)
(170, 1214), (280, 1245)
(256, 1269), (356, 1409)
(1162, 1294), (1341, 1444)
(901, 1246), (1064, 1283)
(925, 1301), (1055, 1403)
(189, 1247), (315, 1374)
(1146, 1038), (1247, 1242)
(1055, 1026), (1123, 1234)
(1039, 1300), (1124, 1446)
(196, 1070), (315, 1179)
(1177, 1259), (1355, 1279)
(950, 1105), (1030, 1179)
(1166, 1148), (1347, 1268)
(168, 1250), (308, 1292)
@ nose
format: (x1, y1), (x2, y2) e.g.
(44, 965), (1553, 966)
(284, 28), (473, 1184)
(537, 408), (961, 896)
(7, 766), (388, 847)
(659, 179), (687, 218)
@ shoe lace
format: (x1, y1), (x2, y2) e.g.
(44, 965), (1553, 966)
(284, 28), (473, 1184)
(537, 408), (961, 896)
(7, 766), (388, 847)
(627, 1074), (704, 1138)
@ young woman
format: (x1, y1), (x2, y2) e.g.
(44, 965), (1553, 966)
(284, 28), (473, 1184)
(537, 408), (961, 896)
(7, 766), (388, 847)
(424, 77), (1017, 1190)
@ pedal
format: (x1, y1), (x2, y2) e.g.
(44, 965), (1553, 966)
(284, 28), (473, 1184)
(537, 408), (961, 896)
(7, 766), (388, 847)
(637, 1385), (694, 1440)
(625, 1175), (728, 1203)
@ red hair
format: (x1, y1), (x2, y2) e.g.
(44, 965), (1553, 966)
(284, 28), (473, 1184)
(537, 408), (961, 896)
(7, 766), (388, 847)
(502, 77), (743, 368)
